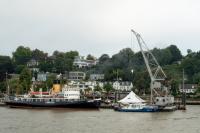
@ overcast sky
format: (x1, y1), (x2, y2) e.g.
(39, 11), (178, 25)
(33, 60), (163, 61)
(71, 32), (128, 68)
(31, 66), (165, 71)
(0, 0), (199, 57)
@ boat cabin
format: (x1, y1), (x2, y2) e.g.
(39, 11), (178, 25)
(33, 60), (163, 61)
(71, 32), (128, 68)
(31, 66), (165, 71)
(62, 85), (80, 100)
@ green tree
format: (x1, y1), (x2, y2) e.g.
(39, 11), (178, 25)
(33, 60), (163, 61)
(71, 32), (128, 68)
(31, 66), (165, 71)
(39, 58), (54, 72)
(46, 74), (56, 90)
(94, 83), (102, 92)
(134, 71), (150, 94)
(111, 48), (134, 69)
(99, 54), (110, 64)
(65, 51), (79, 59)
(170, 79), (179, 96)
(19, 67), (31, 94)
(64, 51), (79, 71)
(195, 82), (200, 94)
(32, 49), (48, 61)
(187, 49), (192, 55)
(52, 50), (79, 73)
(0, 56), (13, 81)
(15, 65), (26, 74)
(12, 46), (32, 65)
(84, 87), (92, 95)
(86, 54), (95, 60)
(193, 72), (200, 84)
(151, 45), (182, 66)
(103, 83), (113, 99)
(181, 58), (200, 82)
(0, 81), (6, 93)
(9, 78), (19, 95)
(167, 45), (182, 63)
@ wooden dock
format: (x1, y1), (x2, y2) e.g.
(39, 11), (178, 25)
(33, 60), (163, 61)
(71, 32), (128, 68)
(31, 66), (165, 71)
(175, 100), (200, 105)
(0, 98), (6, 106)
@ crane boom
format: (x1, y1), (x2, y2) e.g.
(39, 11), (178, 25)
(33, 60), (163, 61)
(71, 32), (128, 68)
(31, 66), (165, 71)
(131, 30), (154, 81)
(131, 29), (171, 105)
(131, 29), (166, 82)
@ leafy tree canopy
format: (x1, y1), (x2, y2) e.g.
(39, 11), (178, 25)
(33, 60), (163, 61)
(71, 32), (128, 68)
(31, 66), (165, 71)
(86, 54), (95, 60)
(13, 46), (32, 65)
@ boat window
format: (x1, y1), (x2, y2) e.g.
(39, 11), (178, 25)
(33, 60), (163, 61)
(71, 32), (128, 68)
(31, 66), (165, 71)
(163, 99), (165, 102)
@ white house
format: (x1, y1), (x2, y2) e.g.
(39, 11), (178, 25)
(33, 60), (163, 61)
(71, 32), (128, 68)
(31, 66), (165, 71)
(27, 59), (39, 67)
(113, 81), (133, 91)
(68, 81), (104, 91)
(90, 74), (104, 81)
(85, 81), (96, 89)
(27, 59), (40, 72)
(73, 56), (98, 68)
(73, 56), (87, 68)
(68, 71), (86, 81)
(37, 73), (47, 82)
(179, 84), (198, 94)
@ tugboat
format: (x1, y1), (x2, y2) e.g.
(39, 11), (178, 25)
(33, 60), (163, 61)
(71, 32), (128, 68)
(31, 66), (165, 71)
(5, 81), (101, 109)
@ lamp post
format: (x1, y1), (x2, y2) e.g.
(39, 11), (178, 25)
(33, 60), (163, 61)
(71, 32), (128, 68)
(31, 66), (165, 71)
(131, 69), (134, 91)
(131, 69), (134, 74)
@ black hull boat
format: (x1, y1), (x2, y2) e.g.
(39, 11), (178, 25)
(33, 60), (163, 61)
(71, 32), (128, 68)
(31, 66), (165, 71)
(5, 99), (101, 109)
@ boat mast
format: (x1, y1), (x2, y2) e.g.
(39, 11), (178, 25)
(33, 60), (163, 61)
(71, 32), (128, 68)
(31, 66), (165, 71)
(6, 72), (10, 96)
(182, 69), (186, 107)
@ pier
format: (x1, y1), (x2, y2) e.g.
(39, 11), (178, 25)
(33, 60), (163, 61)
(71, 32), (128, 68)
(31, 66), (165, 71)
(0, 98), (6, 106)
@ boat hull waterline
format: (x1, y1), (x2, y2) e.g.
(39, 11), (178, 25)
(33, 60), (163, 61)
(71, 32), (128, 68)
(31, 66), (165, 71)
(5, 100), (100, 109)
(114, 106), (159, 112)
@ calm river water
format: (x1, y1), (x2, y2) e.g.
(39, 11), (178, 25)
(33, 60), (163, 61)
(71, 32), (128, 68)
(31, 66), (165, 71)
(0, 105), (200, 133)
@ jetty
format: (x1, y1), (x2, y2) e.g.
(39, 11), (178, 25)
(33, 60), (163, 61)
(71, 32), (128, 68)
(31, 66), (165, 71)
(0, 98), (6, 106)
